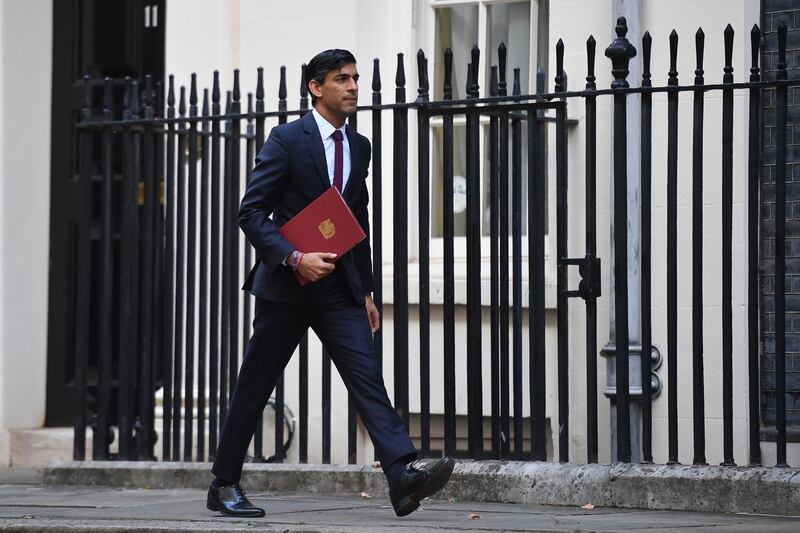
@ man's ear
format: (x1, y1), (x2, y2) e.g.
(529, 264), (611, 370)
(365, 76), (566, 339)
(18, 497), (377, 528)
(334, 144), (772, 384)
(308, 80), (323, 99)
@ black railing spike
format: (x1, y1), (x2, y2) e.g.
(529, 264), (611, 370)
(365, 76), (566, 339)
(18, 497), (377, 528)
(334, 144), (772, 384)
(498, 42), (507, 96)
(417, 49), (429, 101)
(279, 65), (287, 101)
(81, 75), (91, 111)
(751, 24), (761, 78)
(555, 38), (565, 92)
(178, 85), (185, 116)
(695, 27), (705, 76)
(724, 24), (734, 80)
(490, 65), (498, 97)
(102, 77), (113, 114)
(300, 63), (308, 96)
(372, 58), (381, 93)
(605, 16), (637, 89)
(470, 44), (480, 96)
(778, 20), (787, 71)
(396, 53), (405, 88)
(248, 92), (253, 114)
(225, 90), (232, 114)
(131, 80), (141, 117)
(257, 66), (264, 101)
(190, 73), (198, 106)
(233, 69), (241, 102)
(144, 74), (153, 108)
(586, 36), (597, 90)
(212, 70), (220, 105)
(466, 62), (473, 95)
(643, 32), (652, 84)
(669, 30), (679, 82)
(123, 77), (132, 117)
(443, 48), (453, 99)
(512, 67), (521, 96)
(537, 66), (545, 94)
(202, 88), (209, 116)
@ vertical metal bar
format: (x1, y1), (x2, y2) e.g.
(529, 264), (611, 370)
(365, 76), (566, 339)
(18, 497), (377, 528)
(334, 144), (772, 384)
(94, 79), (114, 460)
(273, 67), (287, 464)
(119, 80), (136, 462)
(230, 72), (242, 406)
(416, 50), (431, 456)
(640, 32), (653, 464)
(298, 66), (310, 464)
(209, 72), (222, 458)
(775, 21), (788, 468)
(467, 46), (484, 458)
(220, 91), (232, 431)
(489, 61), (501, 460)
(748, 24), (762, 467)
(499, 61), (510, 458)
(393, 54), (410, 431)
(511, 67), (524, 459)
(667, 30), (680, 465)
(721, 25), (735, 467)
(184, 75), (198, 462)
(322, 346), (331, 464)
(347, 107), (359, 465)
(692, 28), (707, 466)
(74, 76), (91, 461)
(585, 37), (600, 464)
(139, 79), (156, 461)
(530, 69), (547, 462)
(442, 49), (457, 456)
(605, 19), (636, 463)
(252, 69), (265, 463)
(161, 77), (177, 461)
(198, 87), (210, 462)
(173, 86), (187, 458)
(151, 78), (165, 461)
(555, 39), (570, 463)
(370, 59), (384, 382)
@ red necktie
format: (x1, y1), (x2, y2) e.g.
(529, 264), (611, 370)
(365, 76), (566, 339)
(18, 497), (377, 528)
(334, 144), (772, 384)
(332, 129), (343, 192)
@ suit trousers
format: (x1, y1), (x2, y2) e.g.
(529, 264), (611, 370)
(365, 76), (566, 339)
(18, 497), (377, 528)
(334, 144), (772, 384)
(212, 271), (417, 483)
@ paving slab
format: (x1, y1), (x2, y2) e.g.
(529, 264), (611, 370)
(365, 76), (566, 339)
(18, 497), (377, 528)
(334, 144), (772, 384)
(0, 479), (798, 532)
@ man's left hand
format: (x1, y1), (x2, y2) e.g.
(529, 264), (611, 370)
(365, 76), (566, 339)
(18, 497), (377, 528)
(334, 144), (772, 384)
(365, 294), (380, 333)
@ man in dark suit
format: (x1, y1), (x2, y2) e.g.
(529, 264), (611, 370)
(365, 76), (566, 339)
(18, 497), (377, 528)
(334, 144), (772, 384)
(206, 49), (454, 519)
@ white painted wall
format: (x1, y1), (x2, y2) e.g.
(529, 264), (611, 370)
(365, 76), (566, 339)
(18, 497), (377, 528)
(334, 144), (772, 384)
(0, 0), (52, 436)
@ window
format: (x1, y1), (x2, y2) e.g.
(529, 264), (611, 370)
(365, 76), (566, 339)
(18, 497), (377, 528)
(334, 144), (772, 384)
(426, 0), (548, 248)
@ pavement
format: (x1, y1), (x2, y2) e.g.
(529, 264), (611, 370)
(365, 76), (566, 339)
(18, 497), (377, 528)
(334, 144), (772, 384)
(1, 468), (799, 532)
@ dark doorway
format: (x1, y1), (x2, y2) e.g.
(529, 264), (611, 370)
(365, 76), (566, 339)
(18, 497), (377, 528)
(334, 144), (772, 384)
(46, 0), (166, 426)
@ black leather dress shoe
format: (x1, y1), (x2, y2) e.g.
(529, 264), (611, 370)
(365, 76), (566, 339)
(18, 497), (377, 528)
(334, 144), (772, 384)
(206, 483), (265, 517)
(389, 457), (455, 517)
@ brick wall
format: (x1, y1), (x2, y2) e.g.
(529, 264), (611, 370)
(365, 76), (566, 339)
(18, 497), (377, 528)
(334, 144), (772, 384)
(761, 0), (800, 432)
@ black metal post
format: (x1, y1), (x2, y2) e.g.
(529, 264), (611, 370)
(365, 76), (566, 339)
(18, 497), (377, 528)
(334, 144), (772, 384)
(667, 30), (680, 465)
(417, 49), (431, 456)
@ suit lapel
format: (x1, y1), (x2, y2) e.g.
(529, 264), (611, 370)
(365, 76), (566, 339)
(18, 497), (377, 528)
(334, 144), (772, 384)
(343, 125), (360, 201)
(302, 112), (331, 192)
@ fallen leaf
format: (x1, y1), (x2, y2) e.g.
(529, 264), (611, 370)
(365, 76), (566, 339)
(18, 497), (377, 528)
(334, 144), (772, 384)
(360, 491), (372, 499)
(468, 513), (482, 520)
(581, 503), (595, 510)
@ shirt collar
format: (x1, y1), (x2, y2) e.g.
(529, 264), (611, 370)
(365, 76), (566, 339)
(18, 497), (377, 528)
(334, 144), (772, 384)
(311, 108), (346, 140)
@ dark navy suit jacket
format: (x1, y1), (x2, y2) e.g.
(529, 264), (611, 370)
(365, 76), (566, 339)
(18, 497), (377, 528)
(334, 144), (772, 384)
(239, 111), (374, 304)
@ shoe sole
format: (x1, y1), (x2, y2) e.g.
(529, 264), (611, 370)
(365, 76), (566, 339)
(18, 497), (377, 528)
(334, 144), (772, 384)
(394, 458), (456, 517)
(207, 496), (266, 518)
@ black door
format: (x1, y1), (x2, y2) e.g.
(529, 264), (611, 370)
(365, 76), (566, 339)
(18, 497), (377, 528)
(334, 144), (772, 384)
(47, 0), (165, 426)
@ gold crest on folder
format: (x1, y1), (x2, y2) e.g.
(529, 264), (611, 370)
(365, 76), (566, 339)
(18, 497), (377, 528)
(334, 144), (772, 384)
(319, 219), (336, 240)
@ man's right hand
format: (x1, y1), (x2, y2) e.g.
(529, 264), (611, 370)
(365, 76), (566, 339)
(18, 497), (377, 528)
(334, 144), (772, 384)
(297, 252), (337, 282)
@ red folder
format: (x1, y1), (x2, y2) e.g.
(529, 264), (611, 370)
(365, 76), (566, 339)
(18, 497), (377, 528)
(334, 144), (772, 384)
(279, 186), (366, 286)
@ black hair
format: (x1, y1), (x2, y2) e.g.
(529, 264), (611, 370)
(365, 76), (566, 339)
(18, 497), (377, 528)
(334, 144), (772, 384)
(305, 49), (357, 104)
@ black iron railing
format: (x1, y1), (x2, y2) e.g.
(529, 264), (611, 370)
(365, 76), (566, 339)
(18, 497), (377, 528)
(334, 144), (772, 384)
(72, 18), (796, 467)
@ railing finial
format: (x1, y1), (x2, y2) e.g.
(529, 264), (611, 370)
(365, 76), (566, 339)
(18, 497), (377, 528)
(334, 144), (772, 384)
(750, 24), (761, 81)
(604, 16), (637, 89)
(443, 48), (453, 100)
(490, 65), (498, 97)
(256, 66), (265, 101)
(724, 24), (734, 82)
(470, 45), (480, 97)
(417, 49), (429, 102)
(586, 35), (597, 90)
(555, 38), (565, 92)
(642, 32), (652, 86)
(498, 42), (507, 96)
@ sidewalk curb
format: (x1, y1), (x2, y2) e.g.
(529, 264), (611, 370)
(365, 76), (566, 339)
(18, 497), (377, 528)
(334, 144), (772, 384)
(43, 460), (800, 516)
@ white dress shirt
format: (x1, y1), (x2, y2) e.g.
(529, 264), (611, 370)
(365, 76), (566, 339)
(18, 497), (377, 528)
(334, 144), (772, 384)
(312, 108), (351, 192)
